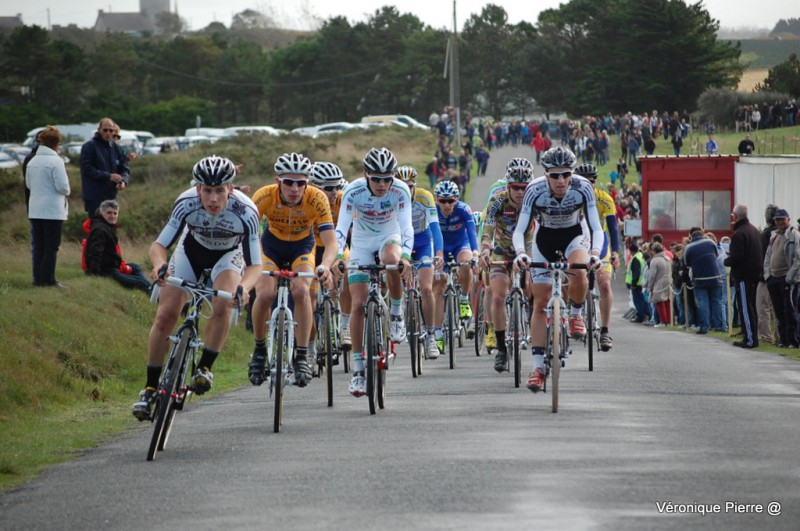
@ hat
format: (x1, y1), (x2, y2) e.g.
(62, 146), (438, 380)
(773, 209), (790, 219)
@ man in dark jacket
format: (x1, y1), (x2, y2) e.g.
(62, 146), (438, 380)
(724, 204), (763, 348)
(758, 205), (779, 344)
(79, 117), (129, 216)
(684, 228), (723, 334)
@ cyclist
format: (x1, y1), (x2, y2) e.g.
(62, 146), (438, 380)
(480, 158), (534, 372)
(574, 163), (621, 351)
(307, 162), (353, 364)
(432, 180), (479, 352)
(479, 158), (533, 353)
(396, 165), (444, 358)
(132, 155), (262, 420)
(334, 147), (414, 396)
(248, 153), (337, 388)
(512, 146), (603, 393)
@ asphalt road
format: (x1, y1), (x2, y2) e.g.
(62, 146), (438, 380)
(2, 145), (799, 530)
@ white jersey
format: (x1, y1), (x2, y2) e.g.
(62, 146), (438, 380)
(335, 177), (414, 259)
(512, 175), (603, 256)
(156, 187), (262, 266)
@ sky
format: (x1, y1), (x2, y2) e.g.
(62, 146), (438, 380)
(5, 0), (799, 32)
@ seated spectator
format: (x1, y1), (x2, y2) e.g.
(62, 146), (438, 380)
(83, 199), (150, 293)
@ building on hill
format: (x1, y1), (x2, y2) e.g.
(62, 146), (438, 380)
(93, 0), (172, 36)
(0, 14), (24, 30)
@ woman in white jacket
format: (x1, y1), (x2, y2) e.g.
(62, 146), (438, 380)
(26, 126), (70, 287)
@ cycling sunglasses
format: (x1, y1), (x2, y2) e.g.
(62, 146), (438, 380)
(508, 184), (528, 191)
(280, 178), (308, 188)
(320, 184), (343, 192)
(547, 171), (572, 180)
(437, 198), (456, 204)
(368, 175), (394, 184)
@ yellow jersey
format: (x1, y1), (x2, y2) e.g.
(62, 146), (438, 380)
(314, 190), (343, 247)
(252, 184), (334, 242)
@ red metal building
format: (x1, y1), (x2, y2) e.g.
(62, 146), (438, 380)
(638, 155), (738, 245)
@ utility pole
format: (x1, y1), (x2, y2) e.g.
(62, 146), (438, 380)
(46, 8), (50, 30)
(451, 0), (461, 150)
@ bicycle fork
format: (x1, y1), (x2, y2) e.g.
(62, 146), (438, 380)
(266, 309), (297, 395)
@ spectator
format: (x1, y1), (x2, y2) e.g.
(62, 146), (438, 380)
(724, 204), (762, 348)
(757, 205), (779, 344)
(763, 209), (800, 348)
(532, 130), (545, 164)
(25, 126), (70, 288)
(83, 199), (150, 293)
(626, 241), (649, 323)
(646, 242), (672, 326)
(474, 144), (489, 177)
(683, 228), (723, 334)
(738, 134), (755, 155)
(705, 134), (719, 155)
(671, 134), (683, 156)
(80, 117), (130, 216)
(616, 157), (628, 188)
(424, 156), (439, 188)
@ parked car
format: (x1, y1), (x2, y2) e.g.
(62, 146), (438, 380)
(0, 151), (20, 169)
(222, 125), (285, 138)
(360, 114), (429, 130)
(1, 144), (31, 164)
(143, 137), (180, 155)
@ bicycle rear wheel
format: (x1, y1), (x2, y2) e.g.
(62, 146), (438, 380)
(586, 294), (595, 372)
(365, 301), (379, 415)
(322, 299), (335, 407)
(511, 293), (522, 388)
(273, 309), (287, 432)
(147, 327), (191, 461)
(473, 284), (486, 357)
(550, 299), (562, 413)
(407, 290), (420, 378)
(445, 292), (456, 370)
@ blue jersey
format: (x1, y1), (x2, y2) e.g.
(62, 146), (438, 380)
(437, 200), (478, 253)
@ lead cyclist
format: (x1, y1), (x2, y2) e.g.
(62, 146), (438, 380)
(512, 146), (604, 393)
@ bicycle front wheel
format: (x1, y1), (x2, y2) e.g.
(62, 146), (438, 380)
(510, 293), (522, 388)
(445, 292), (456, 370)
(273, 309), (287, 432)
(407, 290), (420, 378)
(473, 283), (486, 357)
(147, 327), (192, 461)
(586, 295), (595, 372)
(550, 299), (562, 413)
(322, 299), (335, 407)
(365, 301), (379, 415)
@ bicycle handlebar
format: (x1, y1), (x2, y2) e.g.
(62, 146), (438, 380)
(262, 270), (318, 279)
(528, 261), (589, 270)
(345, 263), (402, 272)
(165, 275), (234, 301)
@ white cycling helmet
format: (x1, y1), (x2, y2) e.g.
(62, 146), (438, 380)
(363, 147), (398, 174)
(310, 161), (344, 187)
(192, 155), (236, 186)
(274, 152), (312, 176)
(434, 180), (460, 199)
(541, 146), (577, 170)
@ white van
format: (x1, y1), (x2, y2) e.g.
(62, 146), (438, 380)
(360, 115), (429, 130)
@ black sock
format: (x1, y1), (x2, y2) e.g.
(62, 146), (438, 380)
(600, 327), (609, 334)
(495, 330), (506, 352)
(296, 346), (308, 360)
(198, 348), (219, 371)
(146, 365), (162, 389)
(254, 338), (266, 354)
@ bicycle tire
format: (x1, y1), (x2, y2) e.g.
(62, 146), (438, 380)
(586, 293), (595, 372)
(365, 300), (378, 415)
(377, 306), (388, 410)
(473, 284), (486, 357)
(551, 299), (561, 413)
(147, 327), (191, 461)
(415, 296), (425, 375)
(445, 291), (456, 370)
(511, 293), (522, 388)
(273, 309), (287, 432)
(407, 290), (420, 378)
(322, 299), (335, 407)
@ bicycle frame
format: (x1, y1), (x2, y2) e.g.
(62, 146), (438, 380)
(146, 271), (233, 460)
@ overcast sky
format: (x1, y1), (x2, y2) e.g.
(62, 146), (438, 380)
(6, 0), (798, 32)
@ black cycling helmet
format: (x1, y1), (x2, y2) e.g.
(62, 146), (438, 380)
(363, 147), (398, 174)
(540, 146), (577, 170)
(575, 163), (599, 180)
(192, 155), (236, 186)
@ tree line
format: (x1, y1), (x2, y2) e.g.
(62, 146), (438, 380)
(0, 1), (753, 141)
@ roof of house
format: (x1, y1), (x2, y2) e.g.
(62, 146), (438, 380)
(93, 11), (154, 34)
